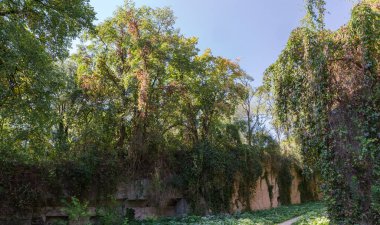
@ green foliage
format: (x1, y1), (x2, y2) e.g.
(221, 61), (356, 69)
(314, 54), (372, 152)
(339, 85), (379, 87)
(139, 216), (273, 225)
(72, 1), (247, 168)
(0, 0), (255, 214)
(293, 207), (329, 225)
(0, 161), (52, 213)
(0, 0), (95, 161)
(0, 150), (123, 214)
(63, 197), (90, 221)
(299, 176), (319, 203)
(0, 0), (311, 219)
(372, 184), (380, 213)
(0, 0), (95, 58)
(174, 130), (282, 214)
(265, 1), (380, 224)
(136, 202), (324, 225)
(176, 141), (263, 213)
(97, 206), (130, 225)
(0, 0), (254, 215)
(52, 220), (69, 225)
(277, 158), (293, 205)
(304, 0), (326, 30)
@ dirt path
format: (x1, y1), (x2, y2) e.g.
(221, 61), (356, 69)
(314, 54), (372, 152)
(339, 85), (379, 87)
(277, 216), (301, 225)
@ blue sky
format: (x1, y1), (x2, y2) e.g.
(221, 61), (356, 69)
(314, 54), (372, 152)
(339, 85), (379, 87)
(80, 0), (356, 86)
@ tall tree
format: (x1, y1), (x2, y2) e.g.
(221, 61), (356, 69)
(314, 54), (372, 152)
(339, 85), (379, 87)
(0, 0), (95, 159)
(74, 2), (189, 162)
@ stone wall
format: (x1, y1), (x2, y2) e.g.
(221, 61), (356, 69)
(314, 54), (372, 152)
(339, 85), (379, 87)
(2, 167), (318, 224)
(231, 166), (304, 213)
(250, 168), (280, 210)
(290, 168), (302, 204)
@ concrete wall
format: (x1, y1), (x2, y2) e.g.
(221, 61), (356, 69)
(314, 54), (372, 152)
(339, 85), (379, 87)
(290, 168), (302, 204)
(231, 166), (304, 213)
(5, 167), (317, 224)
(250, 168), (280, 210)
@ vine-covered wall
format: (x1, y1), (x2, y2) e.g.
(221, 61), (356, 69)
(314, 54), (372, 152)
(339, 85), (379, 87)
(0, 158), (319, 223)
(265, 1), (380, 224)
(0, 132), (320, 222)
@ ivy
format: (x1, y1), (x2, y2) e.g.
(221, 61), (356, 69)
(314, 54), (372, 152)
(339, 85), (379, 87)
(277, 158), (293, 205)
(266, 1), (379, 224)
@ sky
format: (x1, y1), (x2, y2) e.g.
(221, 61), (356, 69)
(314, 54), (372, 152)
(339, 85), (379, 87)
(77, 0), (356, 86)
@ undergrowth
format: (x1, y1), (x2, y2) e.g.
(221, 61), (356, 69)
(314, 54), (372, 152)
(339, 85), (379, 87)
(134, 202), (326, 225)
(293, 205), (329, 225)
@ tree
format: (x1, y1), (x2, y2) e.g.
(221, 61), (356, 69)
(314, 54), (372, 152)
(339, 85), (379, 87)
(0, 0), (95, 159)
(179, 49), (246, 144)
(0, 0), (95, 58)
(73, 2), (246, 164)
(74, 2), (193, 162)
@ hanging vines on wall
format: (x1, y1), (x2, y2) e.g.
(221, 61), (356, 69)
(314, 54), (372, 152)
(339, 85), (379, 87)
(265, 0), (379, 224)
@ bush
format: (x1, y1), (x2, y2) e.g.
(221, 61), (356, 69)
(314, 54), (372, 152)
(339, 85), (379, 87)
(97, 206), (130, 225)
(63, 197), (90, 221)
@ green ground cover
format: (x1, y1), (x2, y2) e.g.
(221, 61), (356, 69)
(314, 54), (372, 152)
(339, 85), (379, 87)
(293, 205), (329, 225)
(135, 202), (326, 225)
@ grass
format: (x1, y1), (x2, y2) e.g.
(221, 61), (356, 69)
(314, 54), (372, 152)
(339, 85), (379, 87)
(134, 202), (326, 225)
(293, 205), (329, 225)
